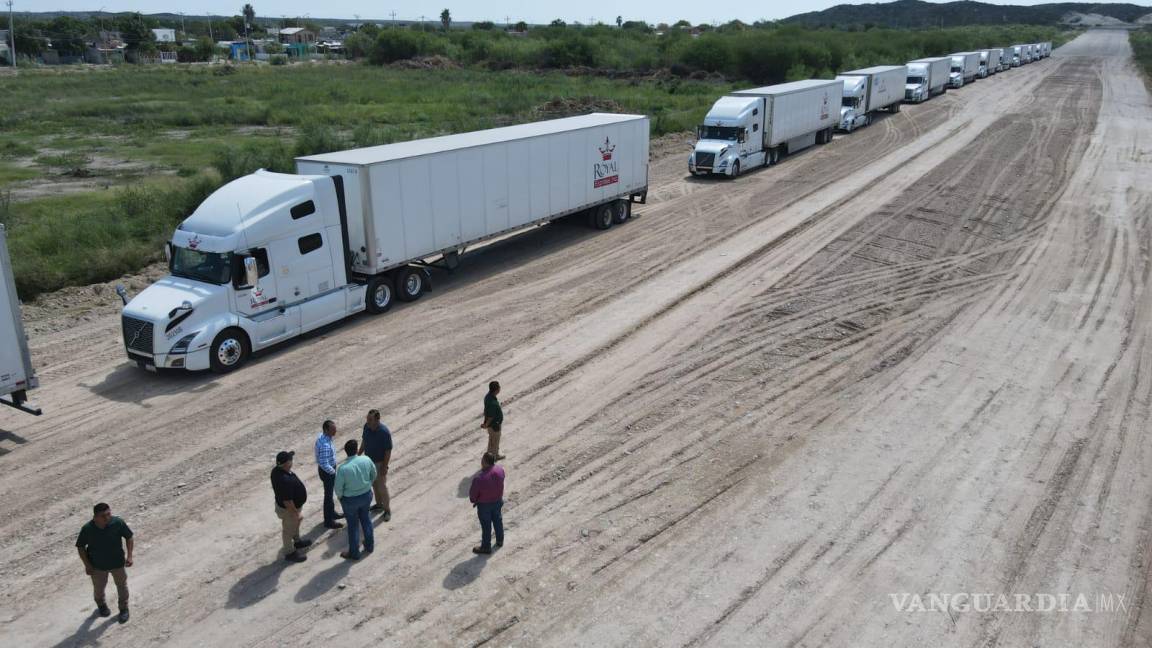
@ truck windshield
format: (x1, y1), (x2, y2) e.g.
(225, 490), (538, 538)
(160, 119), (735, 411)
(841, 97), (856, 108)
(697, 125), (741, 141)
(907, 76), (924, 85)
(951, 65), (962, 72)
(170, 247), (233, 285)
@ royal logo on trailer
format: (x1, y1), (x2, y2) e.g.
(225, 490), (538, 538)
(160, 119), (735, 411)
(820, 92), (830, 120)
(594, 137), (619, 188)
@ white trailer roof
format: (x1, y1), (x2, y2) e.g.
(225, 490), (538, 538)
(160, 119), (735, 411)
(909, 56), (951, 63)
(732, 79), (840, 97)
(298, 113), (646, 166)
(838, 65), (905, 76)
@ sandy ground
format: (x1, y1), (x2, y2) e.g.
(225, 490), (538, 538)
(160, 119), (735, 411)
(2, 30), (1151, 647)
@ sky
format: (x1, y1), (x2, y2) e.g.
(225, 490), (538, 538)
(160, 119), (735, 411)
(17, 0), (1086, 26)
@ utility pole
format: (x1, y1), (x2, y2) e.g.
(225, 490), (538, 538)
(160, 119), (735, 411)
(207, 15), (214, 43)
(6, 0), (15, 68)
(389, 11), (396, 26)
(179, 12), (186, 41)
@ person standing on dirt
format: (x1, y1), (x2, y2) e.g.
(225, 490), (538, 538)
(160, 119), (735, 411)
(335, 439), (377, 561)
(271, 451), (312, 564)
(75, 503), (134, 624)
(361, 409), (393, 521)
(481, 381), (505, 460)
(469, 452), (505, 555)
(315, 420), (344, 530)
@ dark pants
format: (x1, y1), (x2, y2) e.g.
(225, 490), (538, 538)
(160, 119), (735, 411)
(340, 491), (374, 559)
(476, 500), (504, 550)
(318, 467), (339, 524)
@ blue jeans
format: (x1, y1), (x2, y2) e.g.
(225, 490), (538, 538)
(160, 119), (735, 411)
(340, 491), (373, 558)
(476, 500), (504, 550)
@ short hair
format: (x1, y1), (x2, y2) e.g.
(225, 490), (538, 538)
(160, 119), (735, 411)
(488, 381), (500, 393)
(344, 439), (359, 457)
(368, 409), (380, 421)
(482, 452), (496, 466)
(322, 420), (335, 433)
(93, 503), (110, 515)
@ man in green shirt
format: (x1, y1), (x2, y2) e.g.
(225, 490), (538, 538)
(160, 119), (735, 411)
(482, 380), (505, 460)
(75, 503), (134, 623)
(334, 439), (377, 560)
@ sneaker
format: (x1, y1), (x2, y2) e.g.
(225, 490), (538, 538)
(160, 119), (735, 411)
(117, 609), (130, 624)
(472, 546), (492, 555)
(370, 504), (385, 512)
(293, 539), (313, 549)
(495, 541), (503, 549)
(340, 551), (361, 561)
(284, 551), (307, 563)
(96, 604), (112, 618)
(495, 454), (506, 460)
(363, 547), (374, 556)
(382, 510), (391, 522)
(324, 521), (345, 529)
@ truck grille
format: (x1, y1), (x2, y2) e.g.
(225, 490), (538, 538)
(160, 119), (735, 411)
(905, 89), (915, 101)
(695, 152), (715, 169)
(122, 316), (154, 355)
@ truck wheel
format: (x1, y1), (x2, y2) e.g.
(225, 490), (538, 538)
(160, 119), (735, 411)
(366, 275), (394, 313)
(769, 148), (779, 165)
(892, 102), (901, 113)
(612, 200), (631, 224)
(395, 266), (425, 302)
(590, 204), (614, 230)
(210, 328), (250, 373)
(731, 161), (741, 178)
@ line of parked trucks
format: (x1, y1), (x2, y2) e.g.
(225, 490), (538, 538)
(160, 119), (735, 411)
(0, 39), (1054, 396)
(689, 41), (1051, 177)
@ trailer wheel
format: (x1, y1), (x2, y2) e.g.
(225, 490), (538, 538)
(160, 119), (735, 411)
(892, 102), (901, 113)
(366, 275), (394, 314)
(611, 200), (631, 224)
(590, 204), (614, 230)
(395, 266), (425, 302)
(210, 328), (250, 374)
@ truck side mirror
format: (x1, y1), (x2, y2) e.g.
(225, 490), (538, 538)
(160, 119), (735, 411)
(244, 256), (259, 289)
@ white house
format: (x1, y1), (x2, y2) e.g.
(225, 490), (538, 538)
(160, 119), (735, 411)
(152, 28), (176, 43)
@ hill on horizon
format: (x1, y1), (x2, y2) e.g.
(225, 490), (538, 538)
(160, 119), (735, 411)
(782, 0), (1152, 27)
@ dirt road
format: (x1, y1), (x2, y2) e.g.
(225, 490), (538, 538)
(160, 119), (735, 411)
(3, 30), (1150, 647)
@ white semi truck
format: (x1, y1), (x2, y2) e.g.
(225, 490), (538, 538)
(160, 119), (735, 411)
(0, 225), (40, 415)
(949, 52), (981, 87)
(689, 80), (841, 177)
(836, 65), (905, 132)
(1008, 45), (1022, 67)
(905, 57), (950, 103)
(119, 113), (650, 373)
(978, 49), (1002, 77)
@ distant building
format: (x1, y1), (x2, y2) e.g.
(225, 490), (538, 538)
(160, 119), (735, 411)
(152, 28), (176, 43)
(278, 27), (315, 44)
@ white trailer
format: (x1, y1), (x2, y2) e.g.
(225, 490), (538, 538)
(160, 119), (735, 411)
(0, 225), (39, 415)
(836, 65), (905, 132)
(120, 113), (650, 372)
(979, 49), (1002, 77)
(689, 80), (841, 176)
(905, 57), (951, 102)
(949, 52), (980, 87)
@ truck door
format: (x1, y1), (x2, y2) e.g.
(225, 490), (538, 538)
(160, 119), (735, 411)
(233, 246), (301, 346)
(284, 230), (345, 333)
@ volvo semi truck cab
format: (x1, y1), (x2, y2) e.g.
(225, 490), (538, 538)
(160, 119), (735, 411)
(688, 96), (763, 177)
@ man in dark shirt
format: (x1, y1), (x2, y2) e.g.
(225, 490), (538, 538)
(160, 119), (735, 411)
(482, 381), (505, 460)
(75, 503), (134, 623)
(270, 450), (311, 563)
(361, 409), (393, 521)
(469, 452), (506, 554)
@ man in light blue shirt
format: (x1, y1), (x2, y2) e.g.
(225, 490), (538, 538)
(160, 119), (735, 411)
(314, 421), (343, 530)
(334, 439), (377, 560)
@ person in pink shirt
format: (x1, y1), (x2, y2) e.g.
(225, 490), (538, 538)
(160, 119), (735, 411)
(469, 452), (505, 554)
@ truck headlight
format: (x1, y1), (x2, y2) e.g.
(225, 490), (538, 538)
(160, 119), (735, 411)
(170, 332), (199, 354)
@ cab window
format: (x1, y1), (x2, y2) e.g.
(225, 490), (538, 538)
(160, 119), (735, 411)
(232, 248), (270, 289)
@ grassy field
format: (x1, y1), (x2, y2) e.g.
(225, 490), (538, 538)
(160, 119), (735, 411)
(0, 64), (728, 298)
(1131, 28), (1152, 87)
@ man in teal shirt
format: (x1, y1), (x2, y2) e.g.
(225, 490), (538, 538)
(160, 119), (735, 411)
(334, 439), (377, 560)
